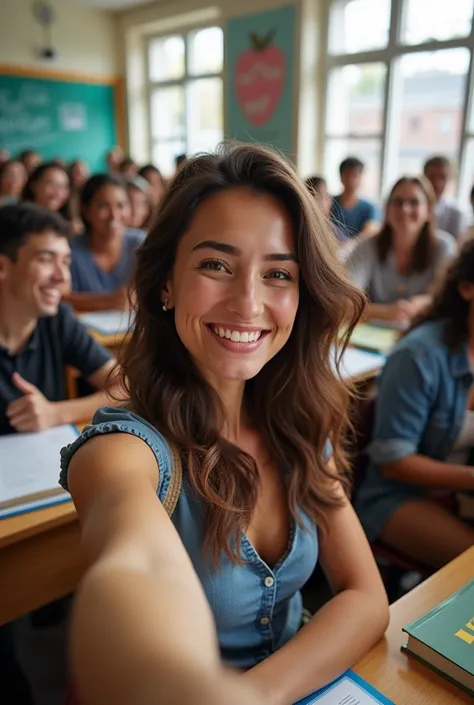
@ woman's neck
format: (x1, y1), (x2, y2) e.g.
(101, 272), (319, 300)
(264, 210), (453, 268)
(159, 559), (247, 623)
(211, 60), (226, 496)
(208, 377), (247, 443)
(88, 229), (122, 256)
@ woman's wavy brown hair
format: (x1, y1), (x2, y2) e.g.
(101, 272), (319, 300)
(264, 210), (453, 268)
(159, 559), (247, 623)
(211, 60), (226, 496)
(375, 176), (438, 273)
(408, 239), (474, 349)
(121, 142), (366, 563)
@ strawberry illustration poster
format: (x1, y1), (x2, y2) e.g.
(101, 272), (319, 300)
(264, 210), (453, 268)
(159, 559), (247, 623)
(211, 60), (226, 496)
(226, 5), (297, 156)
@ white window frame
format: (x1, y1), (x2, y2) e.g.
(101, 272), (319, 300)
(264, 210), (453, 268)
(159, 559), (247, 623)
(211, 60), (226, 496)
(145, 23), (224, 166)
(322, 0), (474, 203)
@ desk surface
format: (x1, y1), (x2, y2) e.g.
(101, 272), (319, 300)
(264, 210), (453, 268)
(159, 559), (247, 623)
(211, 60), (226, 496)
(355, 546), (474, 704)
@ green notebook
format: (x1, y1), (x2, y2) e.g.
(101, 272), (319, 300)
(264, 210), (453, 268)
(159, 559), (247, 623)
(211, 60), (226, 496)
(349, 323), (399, 354)
(402, 579), (474, 696)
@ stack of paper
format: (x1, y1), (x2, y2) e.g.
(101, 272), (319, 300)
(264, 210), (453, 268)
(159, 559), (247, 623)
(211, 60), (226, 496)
(0, 425), (78, 519)
(79, 310), (134, 336)
(332, 347), (385, 381)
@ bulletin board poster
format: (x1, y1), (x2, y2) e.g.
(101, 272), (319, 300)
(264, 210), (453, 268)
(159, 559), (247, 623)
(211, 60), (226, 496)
(226, 5), (297, 157)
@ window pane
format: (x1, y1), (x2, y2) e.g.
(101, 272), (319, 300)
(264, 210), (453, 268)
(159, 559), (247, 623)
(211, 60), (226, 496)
(401, 0), (473, 45)
(186, 78), (223, 154)
(148, 35), (185, 82)
(152, 140), (186, 178)
(329, 0), (390, 54)
(325, 138), (381, 201)
(150, 87), (185, 140)
(326, 63), (386, 137)
(188, 27), (223, 76)
(459, 138), (474, 215)
(393, 49), (469, 187)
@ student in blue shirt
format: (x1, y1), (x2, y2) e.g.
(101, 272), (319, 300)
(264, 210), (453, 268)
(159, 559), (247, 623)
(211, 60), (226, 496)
(355, 241), (474, 569)
(68, 174), (145, 312)
(331, 157), (379, 238)
(60, 143), (388, 705)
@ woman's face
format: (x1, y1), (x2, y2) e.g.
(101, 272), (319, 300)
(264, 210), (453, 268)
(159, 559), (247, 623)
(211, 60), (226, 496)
(165, 187), (300, 386)
(84, 184), (131, 240)
(70, 161), (89, 190)
(1, 161), (27, 197)
(127, 188), (150, 229)
(142, 169), (165, 206)
(32, 167), (70, 212)
(386, 182), (430, 237)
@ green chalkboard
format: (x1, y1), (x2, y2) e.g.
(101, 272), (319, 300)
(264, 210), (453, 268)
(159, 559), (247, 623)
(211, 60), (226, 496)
(0, 74), (117, 172)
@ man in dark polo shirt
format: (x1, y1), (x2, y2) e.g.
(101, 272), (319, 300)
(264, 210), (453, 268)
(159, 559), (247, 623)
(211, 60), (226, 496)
(0, 204), (125, 703)
(0, 203), (122, 436)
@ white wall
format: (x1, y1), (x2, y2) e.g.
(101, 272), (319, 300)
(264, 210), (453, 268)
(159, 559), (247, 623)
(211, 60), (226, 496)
(0, 0), (121, 77)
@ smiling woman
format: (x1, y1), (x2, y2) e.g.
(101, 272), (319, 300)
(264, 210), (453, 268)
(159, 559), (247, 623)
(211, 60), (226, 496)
(60, 142), (389, 705)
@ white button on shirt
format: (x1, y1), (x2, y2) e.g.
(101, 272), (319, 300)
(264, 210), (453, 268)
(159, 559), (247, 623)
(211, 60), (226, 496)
(264, 576), (275, 588)
(260, 617), (270, 625)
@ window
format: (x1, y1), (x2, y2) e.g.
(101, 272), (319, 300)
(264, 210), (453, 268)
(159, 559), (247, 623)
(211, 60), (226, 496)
(325, 0), (474, 202)
(147, 27), (224, 176)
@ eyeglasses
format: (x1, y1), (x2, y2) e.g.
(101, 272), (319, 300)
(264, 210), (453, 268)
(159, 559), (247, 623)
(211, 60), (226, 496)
(389, 197), (423, 208)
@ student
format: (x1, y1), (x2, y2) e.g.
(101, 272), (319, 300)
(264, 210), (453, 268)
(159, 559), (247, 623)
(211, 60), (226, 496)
(0, 159), (27, 205)
(60, 143), (388, 705)
(0, 147), (9, 165)
(119, 156), (139, 178)
(68, 174), (145, 311)
(138, 163), (166, 207)
(0, 203), (123, 436)
(330, 157), (379, 238)
(175, 152), (187, 173)
(346, 176), (457, 326)
(19, 149), (42, 175)
(355, 241), (474, 568)
(22, 161), (71, 222)
(125, 177), (152, 230)
(424, 155), (468, 240)
(106, 146), (124, 174)
(69, 159), (90, 191)
(306, 176), (346, 242)
(68, 160), (90, 234)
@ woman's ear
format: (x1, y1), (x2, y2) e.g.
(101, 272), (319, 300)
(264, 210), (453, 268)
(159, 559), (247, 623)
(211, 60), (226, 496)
(161, 281), (174, 310)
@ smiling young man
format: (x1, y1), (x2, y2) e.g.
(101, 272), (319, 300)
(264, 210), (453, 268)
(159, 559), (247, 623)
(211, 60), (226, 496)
(0, 203), (123, 436)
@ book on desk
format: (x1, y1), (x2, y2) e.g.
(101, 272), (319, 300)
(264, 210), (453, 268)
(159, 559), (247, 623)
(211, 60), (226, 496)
(79, 310), (135, 336)
(402, 579), (474, 696)
(0, 424), (79, 519)
(294, 670), (393, 704)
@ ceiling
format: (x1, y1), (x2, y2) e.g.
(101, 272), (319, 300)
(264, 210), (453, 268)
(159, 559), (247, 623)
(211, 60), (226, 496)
(71, 0), (161, 11)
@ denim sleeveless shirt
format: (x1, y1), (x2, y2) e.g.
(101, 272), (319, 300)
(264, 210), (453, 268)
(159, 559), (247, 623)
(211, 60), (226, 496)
(355, 320), (473, 541)
(59, 406), (320, 669)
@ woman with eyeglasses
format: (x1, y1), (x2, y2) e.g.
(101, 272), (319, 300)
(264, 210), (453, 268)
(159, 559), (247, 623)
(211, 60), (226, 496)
(346, 176), (457, 327)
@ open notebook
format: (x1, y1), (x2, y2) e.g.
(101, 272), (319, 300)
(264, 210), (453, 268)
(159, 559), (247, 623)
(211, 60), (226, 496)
(0, 424), (79, 518)
(79, 310), (135, 336)
(333, 347), (385, 381)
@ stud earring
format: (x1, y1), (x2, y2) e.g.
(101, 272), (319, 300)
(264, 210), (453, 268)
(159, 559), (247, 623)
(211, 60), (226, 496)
(162, 300), (169, 312)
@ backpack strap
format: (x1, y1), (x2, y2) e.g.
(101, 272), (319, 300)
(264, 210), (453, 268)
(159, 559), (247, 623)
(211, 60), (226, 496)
(162, 441), (183, 517)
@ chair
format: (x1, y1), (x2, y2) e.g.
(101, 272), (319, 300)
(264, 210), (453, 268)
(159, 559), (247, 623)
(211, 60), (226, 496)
(349, 393), (433, 599)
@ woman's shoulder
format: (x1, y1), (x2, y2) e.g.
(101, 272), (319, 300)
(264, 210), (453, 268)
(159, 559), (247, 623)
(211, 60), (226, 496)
(433, 229), (457, 258)
(392, 320), (449, 359)
(59, 405), (174, 493)
(124, 227), (146, 246)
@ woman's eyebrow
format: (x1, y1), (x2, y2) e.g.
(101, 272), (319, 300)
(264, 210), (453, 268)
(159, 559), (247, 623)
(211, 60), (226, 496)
(192, 240), (298, 262)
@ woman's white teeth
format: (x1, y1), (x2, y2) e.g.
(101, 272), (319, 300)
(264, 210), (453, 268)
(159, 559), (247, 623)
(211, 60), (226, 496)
(213, 327), (261, 343)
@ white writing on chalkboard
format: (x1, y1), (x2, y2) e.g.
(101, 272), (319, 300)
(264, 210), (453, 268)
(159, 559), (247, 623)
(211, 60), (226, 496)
(0, 84), (54, 139)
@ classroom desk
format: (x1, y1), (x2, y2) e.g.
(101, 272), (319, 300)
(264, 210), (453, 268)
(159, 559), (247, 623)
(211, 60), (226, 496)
(0, 501), (81, 626)
(354, 546), (474, 705)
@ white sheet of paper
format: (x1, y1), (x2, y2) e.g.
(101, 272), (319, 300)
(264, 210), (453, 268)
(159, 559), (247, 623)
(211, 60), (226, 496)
(0, 425), (78, 504)
(305, 676), (384, 704)
(79, 310), (134, 335)
(333, 347), (385, 380)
